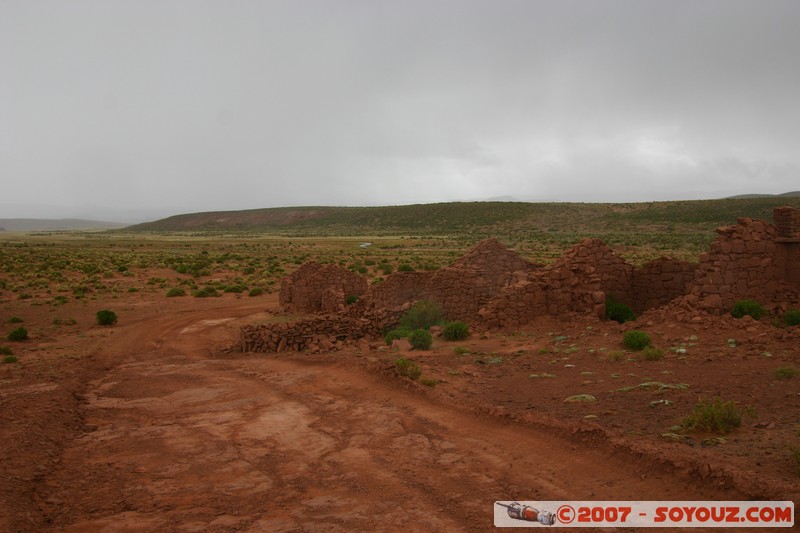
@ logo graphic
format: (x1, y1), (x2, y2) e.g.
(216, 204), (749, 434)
(496, 502), (556, 525)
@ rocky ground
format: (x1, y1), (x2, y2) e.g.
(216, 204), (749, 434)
(1, 289), (798, 532)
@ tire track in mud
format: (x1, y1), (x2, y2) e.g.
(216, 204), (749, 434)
(35, 306), (747, 532)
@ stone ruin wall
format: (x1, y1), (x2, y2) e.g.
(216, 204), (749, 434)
(240, 206), (800, 351)
(279, 262), (367, 314)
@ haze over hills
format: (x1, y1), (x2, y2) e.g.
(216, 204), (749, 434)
(0, 219), (127, 232)
(124, 195), (800, 237)
(726, 191), (800, 199)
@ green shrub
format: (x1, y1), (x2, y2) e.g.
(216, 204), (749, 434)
(397, 263), (414, 272)
(622, 330), (652, 350)
(223, 284), (246, 294)
(420, 377), (438, 387)
(783, 308), (800, 327)
(605, 297), (636, 323)
(166, 287), (187, 297)
(0, 346), (12, 355)
(453, 346), (470, 355)
(8, 316), (23, 324)
(96, 310), (117, 326)
(193, 287), (220, 298)
(774, 367), (800, 379)
(394, 358), (421, 380)
(731, 299), (765, 320)
(384, 327), (412, 345)
(3, 355), (17, 364)
(248, 287), (265, 297)
(409, 329), (433, 350)
(7, 327), (28, 341)
(345, 295), (359, 305)
(399, 300), (443, 331)
(681, 397), (742, 435)
(640, 346), (663, 361)
(378, 263), (393, 275)
(442, 321), (469, 341)
(607, 350), (626, 362)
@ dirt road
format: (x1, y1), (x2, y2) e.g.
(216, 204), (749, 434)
(4, 302), (750, 532)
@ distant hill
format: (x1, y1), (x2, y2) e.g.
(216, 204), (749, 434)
(0, 218), (126, 231)
(124, 196), (800, 238)
(727, 191), (800, 199)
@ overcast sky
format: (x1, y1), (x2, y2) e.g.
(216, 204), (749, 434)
(2, 0), (799, 221)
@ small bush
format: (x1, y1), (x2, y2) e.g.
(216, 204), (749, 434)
(681, 397), (742, 435)
(622, 330), (652, 350)
(395, 358), (421, 380)
(7, 327), (28, 341)
(166, 287), (187, 297)
(399, 300), (443, 331)
(248, 287), (265, 297)
(442, 321), (469, 341)
(384, 327), (412, 345)
(223, 285), (246, 294)
(774, 367), (800, 380)
(397, 263), (414, 272)
(3, 355), (17, 364)
(345, 295), (359, 305)
(193, 287), (220, 298)
(607, 350), (626, 362)
(0, 346), (13, 355)
(408, 329), (433, 350)
(731, 299), (765, 320)
(96, 310), (117, 326)
(378, 263), (393, 275)
(420, 377), (438, 387)
(605, 297), (636, 323)
(453, 346), (470, 355)
(8, 316), (23, 324)
(783, 308), (800, 327)
(640, 346), (663, 361)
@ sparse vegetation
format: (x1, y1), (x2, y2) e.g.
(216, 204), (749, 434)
(420, 377), (438, 387)
(96, 310), (118, 326)
(731, 299), (765, 320)
(453, 346), (470, 355)
(782, 308), (800, 327)
(166, 287), (187, 297)
(622, 330), (652, 350)
(384, 327), (411, 345)
(681, 397), (742, 435)
(345, 295), (359, 305)
(399, 300), (443, 331)
(394, 358), (421, 380)
(774, 366), (800, 380)
(248, 287), (265, 297)
(605, 297), (636, 323)
(2, 355), (17, 364)
(8, 316), (23, 324)
(0, 346), (13, 355)
(442, 321), (469, 341)
(607, 350), (626, 362)
(7, 327), (28, 341)
(193, 287), (220, 298)
(640, 346), (664, 361)
(408, 329), (433, 350)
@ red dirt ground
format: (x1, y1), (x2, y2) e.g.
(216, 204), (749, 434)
(1, 290), (798, 532)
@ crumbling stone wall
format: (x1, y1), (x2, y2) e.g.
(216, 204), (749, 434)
(240, 308), (402, 353)
(242, 208), (800, 351)
(631, 257), (697, 313)
(279, 262), (367, 313)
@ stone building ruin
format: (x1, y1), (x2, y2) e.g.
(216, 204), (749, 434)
(240, 206), (800, 353)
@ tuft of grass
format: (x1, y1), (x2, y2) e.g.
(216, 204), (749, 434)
(640, 346), (664, 361)
(408, 328), (433, 350)
(8, 316), (23, 324)
(345, 294), (359, 305)
(95, 309), (118, 326)
(248, 287), (265, 297)
(395, 358), (421, 380)
(623, 330), (652, 351)
(442, 321), (469, 341)
(384, 326), (412, 345)
(420, 377), (438, 387)
(681, 397), (742, 435)
(605, 296), (636, 323)
(731, 299), (765, 320)
(774, 366), (800, 380)
(7, 327), (28, 341)
(607, 350), (626, 362)
(399, 300), (443, 331)
(782, 308), (800, 327)
(2, 355), (17, 364)
(193, 287), (220, 298)
(166, 287), (187, 297)
(453, 346), (470, 355)
(0, 346), (13, 355)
